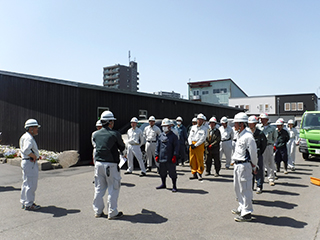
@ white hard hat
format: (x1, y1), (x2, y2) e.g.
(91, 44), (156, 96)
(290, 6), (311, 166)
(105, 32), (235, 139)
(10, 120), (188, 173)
(209, 117), (217, 123)
(161, 118), (171, 126)
(24, 119), (41, 129)
(259, 113), (269, 119)
(130, 117), (139, 123)
(176, 116), (183, 122)
(275, 118), (284, 125)
(288, 119), (294, 125)
(148, 116), (156, 121)
(197, 113), (206, 120)
(96, 120), (102, 127)
(192, 117), (197, 122)
(220, 116), (228, 124)
(233, 112), (248, 123)
(248, 115), (258, 124)
(100, 111), (116, 121)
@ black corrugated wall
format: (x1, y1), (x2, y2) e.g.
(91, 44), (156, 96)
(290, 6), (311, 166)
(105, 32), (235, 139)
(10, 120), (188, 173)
(1, 72), (239, 163)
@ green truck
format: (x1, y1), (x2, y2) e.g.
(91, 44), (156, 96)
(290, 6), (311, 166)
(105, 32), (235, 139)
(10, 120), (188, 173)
(299, 111), (320, 160)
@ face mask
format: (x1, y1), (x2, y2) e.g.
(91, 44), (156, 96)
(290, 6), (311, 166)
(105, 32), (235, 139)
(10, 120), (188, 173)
(162, 126), (169, 132)
(177, 121), (181, 125)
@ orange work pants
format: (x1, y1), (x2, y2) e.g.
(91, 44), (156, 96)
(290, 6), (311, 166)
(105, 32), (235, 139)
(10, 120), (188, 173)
(189, 141), (205, 175)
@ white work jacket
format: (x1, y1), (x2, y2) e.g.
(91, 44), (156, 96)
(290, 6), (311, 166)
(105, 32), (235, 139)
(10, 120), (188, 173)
(188, 124), (207, 147)
(219, 125), (234, 141)
(143, 125), (161, 142)
(19, 132), (40, 159)
(127, 127), (144, 146)
(287, 127), (299, 144)
(232, 128), (258, 166)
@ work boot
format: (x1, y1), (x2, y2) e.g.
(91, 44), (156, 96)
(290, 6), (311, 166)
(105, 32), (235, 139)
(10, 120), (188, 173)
(108, 212), (123, 220)
(189, 173), (198, 180)
(198, 173), (203, 181)
(172, 178), (177, 192)
(146, 167), (152, 172)
(234, 213), (252, 222)
(156, 177), (166, 189)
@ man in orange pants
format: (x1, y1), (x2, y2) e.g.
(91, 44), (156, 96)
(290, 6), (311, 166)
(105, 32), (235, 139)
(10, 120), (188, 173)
(188, 113), (207, 181)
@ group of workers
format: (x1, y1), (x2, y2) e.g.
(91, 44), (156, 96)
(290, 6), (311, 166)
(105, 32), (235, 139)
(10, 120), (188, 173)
(18, 110), (299, 223)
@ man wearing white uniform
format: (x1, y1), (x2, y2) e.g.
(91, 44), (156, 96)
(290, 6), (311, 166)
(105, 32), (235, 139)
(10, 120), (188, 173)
(287, 119), (299, 171)
(188, 113), (207, 180)
(231, 113), (258, 222)
(257, 113), (277, 186)
(125, 117), (147, 176)
(143, 116), (161, 172)
(92, 111), (125, 219)
(20, 119), (41, 211)
(219, 116), (234, 169)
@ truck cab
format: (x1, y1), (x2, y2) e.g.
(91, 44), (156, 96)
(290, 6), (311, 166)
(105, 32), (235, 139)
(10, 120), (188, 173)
(299, 111), (320, 159)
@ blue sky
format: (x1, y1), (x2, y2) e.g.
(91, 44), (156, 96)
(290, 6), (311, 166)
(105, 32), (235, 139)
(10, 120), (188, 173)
(1, 0), (320, 98)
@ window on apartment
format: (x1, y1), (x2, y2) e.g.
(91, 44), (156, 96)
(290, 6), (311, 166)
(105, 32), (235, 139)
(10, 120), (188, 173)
(202, 90), (209, 95)
(298, 102), (304, 111)
(291, 102), (297, 111)
(240, 105), (244, 109)
(265, 104), (269, 112)
(259, 104), (263, 112)
(284, 103), (291, 111)
(245, 105), (250, 111)
(213, 88), (227, 94)
(193, 90), (199, 95)
(235, 105), (239, 108)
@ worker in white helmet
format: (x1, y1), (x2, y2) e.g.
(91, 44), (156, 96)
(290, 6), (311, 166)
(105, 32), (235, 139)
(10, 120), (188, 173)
(187, 113), (207, 180)
(286, 119), (299, 171)
(174, 116), (188, 166)
(185, 117), (198, 164)
(247, 115), (267, 194)
(20, 119), (41, 211)
(219, 116), (234, 169)
(231, 112), (257, 222)
(274, 118), (290, 174)
(92, 110), (125, 219)
(155, 118), (179, 192)
(143, 116), (161, 172)
(204, 117), (221, 176)
(125, 117), (147, 176)
(257, 113), (277, 186)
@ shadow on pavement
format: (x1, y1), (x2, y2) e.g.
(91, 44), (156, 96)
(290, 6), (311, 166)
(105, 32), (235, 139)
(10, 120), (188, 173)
(119, 209), (167, 224)
(0, 186), (21, 192)
(252, 215), (307, 228)
(36, 205), (81, 217)
(174, 188), (209, 194)
(277, 175), (301, 180)
(263, 189), (300, 196)
(204, 178), (233, 183)
(253, 200), (298, 209)
(295, 163), (319, 167)
(121, 182), (135, 187)
(275, 182), (309, 188)
(294, 168), (312, 171)
(288, 171), (312, 175)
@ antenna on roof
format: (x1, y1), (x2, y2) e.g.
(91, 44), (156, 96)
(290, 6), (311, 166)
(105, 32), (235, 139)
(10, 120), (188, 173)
(128, 50), (131, 64)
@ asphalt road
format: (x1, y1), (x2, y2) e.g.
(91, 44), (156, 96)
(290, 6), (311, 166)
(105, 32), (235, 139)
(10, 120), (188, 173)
(1, 149), (320, 240)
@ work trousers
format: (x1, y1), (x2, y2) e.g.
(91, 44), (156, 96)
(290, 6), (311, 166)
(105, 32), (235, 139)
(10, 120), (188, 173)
(20, 160), (39, 207)
(159, 161), (177, 179)
(178, 143), (187, 164)
(252, 154), (264, 190)
(220, 140), (233, 168)
(234, 162), (253, 216)
(275, 146), (288, 171)
(189, 142), (205, 175)
(205, 149), (221, 174)
(127, 144), (146, 173)
(263, 145), (275, 182)
(146, 141), (158, 168)
(287, 139), (296, 168)
(93, 161), (121, 218)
